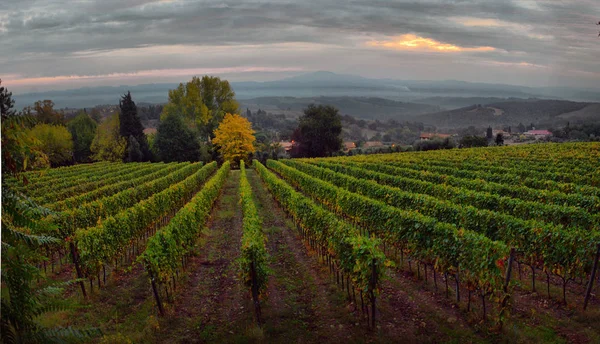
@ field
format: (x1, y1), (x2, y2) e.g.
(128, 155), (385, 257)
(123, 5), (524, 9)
(15, 142), (600, 343)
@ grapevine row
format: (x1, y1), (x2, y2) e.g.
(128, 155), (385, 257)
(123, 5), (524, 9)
(140, 162), (230, 314)
(343, 161), (598, 213)
(238, 161), (269, 324)
(75, 162), (218, 279)
(49, 162), (187, 211)
(46, 162), (202, 239)
(305, 160), (599, 229)
(266, 159), (513, 296)
(36, 162), (172, 205)
(278, 160), (598, 289)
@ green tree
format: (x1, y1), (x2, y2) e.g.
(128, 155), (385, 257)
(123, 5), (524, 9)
(155, 114), (200, 162)
(161, 76), (239, 141)
(127, 135), (143, 162)
(28, 124), (73, 167)
(495, 133), (504, 146)
(459, 135), (488, 148)
(67, 112), (97, 162)
(1, 79), (16, 117)
(33, 100), (65, 125)
(90, 112), (126, 162)
(119, 92), (150, 161)
(291, 104), (342, 158)
(89, 108), (102, 123)
(1, 81), (101, 343)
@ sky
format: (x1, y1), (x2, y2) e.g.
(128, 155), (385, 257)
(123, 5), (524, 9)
(1, 0), (599, 93)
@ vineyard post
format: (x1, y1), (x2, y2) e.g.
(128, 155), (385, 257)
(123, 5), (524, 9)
(149, 269), (165, 316)
(370, 258), (377, 328)
(499, 248), (516, 329)
(583, 243), (600, 311)
(251, 260), (262, 326)
(69, 243), (87, 298)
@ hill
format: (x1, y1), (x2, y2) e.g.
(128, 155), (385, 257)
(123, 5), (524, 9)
(11, 71), (600, 109)
(415, 99), (599, 129)
(239, 96), (440, 120)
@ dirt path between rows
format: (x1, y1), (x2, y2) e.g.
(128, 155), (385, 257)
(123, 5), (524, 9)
(157, 170), (251, 343)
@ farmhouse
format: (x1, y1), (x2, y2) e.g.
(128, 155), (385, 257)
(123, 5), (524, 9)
(420, 132), (451, 141)
(524, 129), (552, 139)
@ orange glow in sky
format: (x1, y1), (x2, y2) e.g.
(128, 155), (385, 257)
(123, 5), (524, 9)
(367, 34), (496, 52)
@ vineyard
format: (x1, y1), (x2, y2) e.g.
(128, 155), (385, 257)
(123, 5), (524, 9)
(12, 142), (600, 342)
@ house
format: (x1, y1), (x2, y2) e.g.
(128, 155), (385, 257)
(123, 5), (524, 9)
(343, 141), (356, 151)
(492, 130), (510, 137)
(363, 141), (384, 148)
(524, 130), (552, 139)
(420, 133), (451, 141)
(279, 141), (294, 152)
(143, 128), (157, 135)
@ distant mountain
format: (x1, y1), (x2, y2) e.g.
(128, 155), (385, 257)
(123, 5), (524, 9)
(10, 71), (600, 109)
(415, 99), (600, 129)
(239, 96), (439, 120)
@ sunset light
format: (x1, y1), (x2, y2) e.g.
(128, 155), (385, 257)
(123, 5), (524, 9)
(367, 34), (496, 52)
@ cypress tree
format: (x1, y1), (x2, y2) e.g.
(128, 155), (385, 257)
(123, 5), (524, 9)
(119, 92), (150, 161)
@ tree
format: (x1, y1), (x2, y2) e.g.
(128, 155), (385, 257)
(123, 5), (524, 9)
(517, 123), (526, 133)
(213, 113), (256, 165)
(67, 112), (97, 162)
(161, 76), (239, 141)
(89, 108), (102, 123)
(127, 135), (143, 162)
(495, 133), (504, 146)
(33, 100), (65, 125)
(119, 92), (150, 161)
(459, 135), (488, 148)
(291, 104), (342, 158)
(28, 124), (73, 167)
(1, 81), (101, 343)
(1, 79), (16, 117)
(155, 114), (201, 162)
(90, 112), (127, 162)
(486, 126), (493, 140)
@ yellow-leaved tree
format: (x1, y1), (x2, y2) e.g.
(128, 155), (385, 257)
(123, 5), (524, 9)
(213, 113), (256, 165)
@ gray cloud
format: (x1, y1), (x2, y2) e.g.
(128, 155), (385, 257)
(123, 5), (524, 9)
(1, 0), (599, 92)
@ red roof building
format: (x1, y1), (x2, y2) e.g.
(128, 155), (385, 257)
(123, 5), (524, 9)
(524, 130), (552, 138)
(420, 132), (451, 141)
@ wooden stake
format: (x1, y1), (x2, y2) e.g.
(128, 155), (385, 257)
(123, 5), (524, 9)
(584, 244), (600, 311)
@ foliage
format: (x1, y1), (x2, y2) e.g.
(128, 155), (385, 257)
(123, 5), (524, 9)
(212, 113), (256, 165)
(155, 113), (201, 162)
(67, 112), (97, 162)
(91, 112), (127, 162)
(28, 124), (74, 167)
(76, 162), (216, 277)
(254, 160), (386, 298)
(140, 162), (230, 284)
(127, 136), (143, 162)
(1, 78), (16, 117)
(238, 161), (270, 296)
(495, 133), (504, 146)
(1, 80), (101, 343)
(269, 159), (508, 294)
(413, 137), (454, 151)
(459, 135), (488, 148)
(47, 162), (201, 240)
(291, 104), (342, 158)
(119, 92), (150, 161)
(46, 163), (181, 210)
(1, 94), (49, 175)
(161, 75), (239, 141)
(32, 100), (65, 125)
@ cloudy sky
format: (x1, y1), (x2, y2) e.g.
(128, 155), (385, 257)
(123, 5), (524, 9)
(1, 0), (599, 93)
